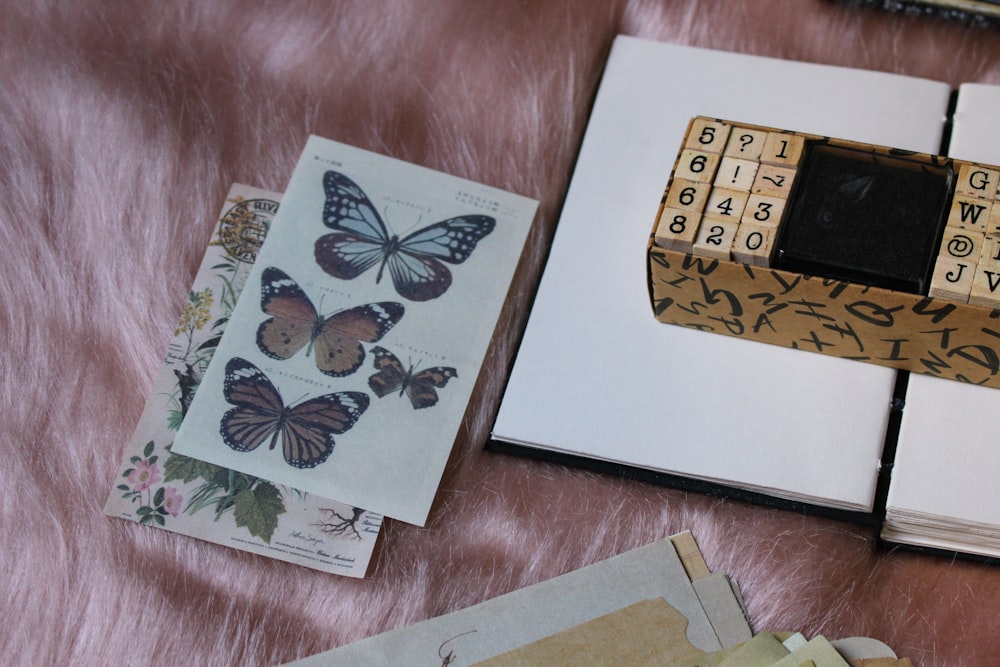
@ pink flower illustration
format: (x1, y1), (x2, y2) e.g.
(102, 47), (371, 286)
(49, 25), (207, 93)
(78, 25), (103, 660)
(127, 460), (161, 492)
(162, 487), (183, 518)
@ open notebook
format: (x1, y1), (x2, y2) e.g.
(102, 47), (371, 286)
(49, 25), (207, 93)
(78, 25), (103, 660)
(490, 36), (1000, 559)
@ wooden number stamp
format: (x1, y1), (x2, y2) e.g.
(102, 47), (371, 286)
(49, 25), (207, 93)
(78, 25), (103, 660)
(741, 194), (785, 227)
(760, 132), (804, 167)
(675, 149), (721, 183)
(685, 118), (731, 154)
(693, 218), (739, 260)
(654, 207), (701, 252)
(751, 164), (797, 198)
(731, 222), (776, 267)
(704, 187), (749, 222)
(664, 179), (711, 212)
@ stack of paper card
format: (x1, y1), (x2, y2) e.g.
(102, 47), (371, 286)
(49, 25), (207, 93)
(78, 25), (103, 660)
(282, 532), (913, 666)
(104, 136), (537, 576)
(103, 184), (388, 576)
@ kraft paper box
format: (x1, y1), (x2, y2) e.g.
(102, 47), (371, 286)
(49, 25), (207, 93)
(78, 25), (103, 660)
(647, 117), (1000, 389)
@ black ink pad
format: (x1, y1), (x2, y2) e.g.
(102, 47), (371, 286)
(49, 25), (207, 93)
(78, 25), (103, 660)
(775, 144), (953, 294)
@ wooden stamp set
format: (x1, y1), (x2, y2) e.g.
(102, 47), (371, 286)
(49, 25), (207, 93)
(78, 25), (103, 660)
(647, 116), (1000, 388)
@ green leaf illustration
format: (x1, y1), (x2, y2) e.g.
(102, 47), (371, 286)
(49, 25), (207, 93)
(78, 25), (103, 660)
(196, 334), (223, 352)
(232, 483), (286, 544)
(164, 449), (224, 484)
(166, 409), (184, 432)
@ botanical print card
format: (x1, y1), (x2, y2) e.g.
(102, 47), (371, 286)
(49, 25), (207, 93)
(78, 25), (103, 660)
(104, 184), (383, 578)
(172, 138), (537, 526)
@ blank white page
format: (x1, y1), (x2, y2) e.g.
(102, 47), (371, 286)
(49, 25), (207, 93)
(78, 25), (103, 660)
(887, 83), (1000, 532)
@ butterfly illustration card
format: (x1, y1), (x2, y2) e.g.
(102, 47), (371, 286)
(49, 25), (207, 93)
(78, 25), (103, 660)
(172, 137), (537, 526)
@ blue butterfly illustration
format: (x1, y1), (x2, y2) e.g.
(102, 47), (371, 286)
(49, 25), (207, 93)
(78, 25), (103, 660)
(314, 170), (496, 301)
(220, 357), (369, 469)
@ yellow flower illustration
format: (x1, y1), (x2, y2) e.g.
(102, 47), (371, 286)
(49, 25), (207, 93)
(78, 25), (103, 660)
(174, 288), (214, 339)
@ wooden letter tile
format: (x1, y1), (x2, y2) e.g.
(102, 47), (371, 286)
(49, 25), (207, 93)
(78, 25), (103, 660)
(751, 164), (797, 198)
(704, 187), (749, 222)
(760, 132), (805, 167)
(685, 118), (732, 154)
(664, 179), (711, 212)
(955, 163), (1000, 200)
(947, 195), (991, 233)
(731, 222), (776, 267)
(714, 157), (758, 191)
(693, 218), (739, 260)
(654, 206), (702, 253)
(979, 236), (1000, 268)
(740, 194), (786, 227)
(987, 201), (1000, 237)
(929, 256), (976, 302)
(723, 127), (767, 160)
(928, 227), (984, 302)
(675, 149), (721, 183)
(971, 236), (1000, 307)
(969, 264), (1000, 308)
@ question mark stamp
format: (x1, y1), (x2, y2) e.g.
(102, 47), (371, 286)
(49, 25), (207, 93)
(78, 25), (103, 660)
(725, 128), (766, 160)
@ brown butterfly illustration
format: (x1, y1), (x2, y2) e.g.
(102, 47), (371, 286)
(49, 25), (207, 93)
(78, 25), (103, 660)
(368, 346), (457, 410)
(256, 267), (404, 377)
(220, 357), (368, 468)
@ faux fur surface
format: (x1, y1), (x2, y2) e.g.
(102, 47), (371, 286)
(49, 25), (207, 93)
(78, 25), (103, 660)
(4, 1), (1000, 664)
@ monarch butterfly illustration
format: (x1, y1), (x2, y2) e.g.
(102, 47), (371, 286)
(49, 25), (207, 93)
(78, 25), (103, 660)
(314, 170), (496, 301)
(367, 346), (457, 410)
(220, 357), (369, 468)
(256, 266), (404, 377)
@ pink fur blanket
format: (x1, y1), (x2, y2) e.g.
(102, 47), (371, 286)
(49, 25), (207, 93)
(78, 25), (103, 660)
(4, 1), (1000, 664)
